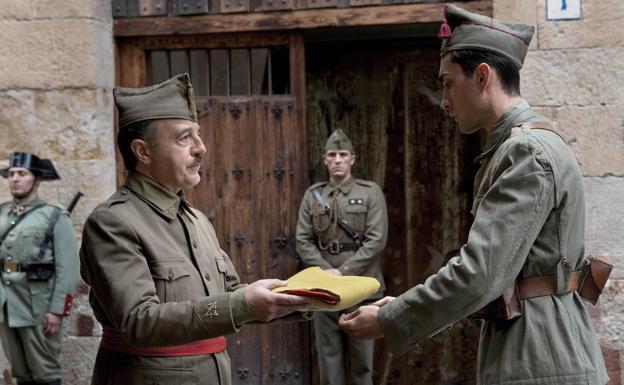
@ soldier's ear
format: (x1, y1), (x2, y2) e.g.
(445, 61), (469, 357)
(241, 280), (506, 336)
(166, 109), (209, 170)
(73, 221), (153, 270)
(131, 139), (152, 166)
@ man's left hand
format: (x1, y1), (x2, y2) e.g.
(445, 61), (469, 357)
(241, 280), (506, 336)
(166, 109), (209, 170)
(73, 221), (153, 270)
(338, 305), (384, 339)
(43, 313), (62, 335)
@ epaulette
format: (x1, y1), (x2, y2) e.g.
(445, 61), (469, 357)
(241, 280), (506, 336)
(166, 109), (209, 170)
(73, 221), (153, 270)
(104, 187), (132, 207)
(355, 179), (376, 188)
(307, 181), (328, 192)
(44, 204), (70, 216)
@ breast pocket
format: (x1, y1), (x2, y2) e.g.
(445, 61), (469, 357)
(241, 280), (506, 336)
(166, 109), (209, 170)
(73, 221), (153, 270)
(151, 264), (193, 303)
(17, 230), (46, 261)
(345, 205), (368, 234)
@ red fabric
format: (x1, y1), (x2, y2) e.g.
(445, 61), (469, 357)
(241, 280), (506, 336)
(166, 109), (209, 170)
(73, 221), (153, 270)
(100, 326), (226, 357)
(63, 294), (74, 316)
(283, 289), (339, 305)
(438, 18), (453, 39)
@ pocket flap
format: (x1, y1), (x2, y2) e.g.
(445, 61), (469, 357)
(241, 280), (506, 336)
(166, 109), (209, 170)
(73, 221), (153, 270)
(215, 255), (228, 273)
(345, 205), (367, 214)
(590, 257), (613, 291)
(151, 264), (191, 281)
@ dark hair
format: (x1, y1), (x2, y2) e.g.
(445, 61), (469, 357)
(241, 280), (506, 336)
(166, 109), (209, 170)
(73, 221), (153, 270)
(449, 50), (521, 96)
(117, 120), (158, 171)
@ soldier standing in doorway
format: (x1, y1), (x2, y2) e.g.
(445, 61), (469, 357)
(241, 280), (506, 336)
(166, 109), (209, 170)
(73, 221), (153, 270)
(339, 5), (609, 385)
(296, 129), (388, 385)
(0, 152), (79, 385)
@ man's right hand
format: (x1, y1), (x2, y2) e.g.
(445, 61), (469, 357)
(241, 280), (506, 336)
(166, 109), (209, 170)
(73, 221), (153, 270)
(244, 279), (309, 322)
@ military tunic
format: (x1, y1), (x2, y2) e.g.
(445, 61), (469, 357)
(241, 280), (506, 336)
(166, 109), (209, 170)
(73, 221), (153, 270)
(0, 197), (79, 382)
(296, 176), (388, 385)
(80, 172), (254, 385)
(378, 100), (608, 385)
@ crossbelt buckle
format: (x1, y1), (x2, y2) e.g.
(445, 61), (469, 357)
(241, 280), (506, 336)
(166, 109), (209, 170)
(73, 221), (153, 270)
(3, 258), (17, 273)
(328, 241), (341, 255)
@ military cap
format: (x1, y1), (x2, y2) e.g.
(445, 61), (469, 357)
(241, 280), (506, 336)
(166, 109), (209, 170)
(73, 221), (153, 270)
(113, 73), (198, 129)
(0, 152), (60, 181)
(324, 129), (355, 153)
(438, 4), (535, 69)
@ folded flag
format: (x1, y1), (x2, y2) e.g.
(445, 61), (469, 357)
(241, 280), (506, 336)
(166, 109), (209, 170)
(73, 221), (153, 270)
(273, 267), (381, 311)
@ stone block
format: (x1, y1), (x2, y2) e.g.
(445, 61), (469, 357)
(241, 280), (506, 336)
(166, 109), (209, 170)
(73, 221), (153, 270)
(537, 0), (624, 50)
(59, 336), (100, 385)
(522, 47), (624, 107)
(0, 0), (31, 21)
(0, 19), (114, 90)
(533, 105), (624, 176)
(584, 176), (624, 279)
(0, 89), (114, 162)
(32, 0), (112, 23)
(598, 279), (624, 350)
(493, 0), (539, 51)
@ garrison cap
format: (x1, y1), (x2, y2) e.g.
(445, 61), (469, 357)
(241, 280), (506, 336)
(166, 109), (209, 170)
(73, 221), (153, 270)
(0, 152), (60, 181)
(324, 129), (355, 153)
(113, 73), (198, 129)
(438, 4), (535, 69)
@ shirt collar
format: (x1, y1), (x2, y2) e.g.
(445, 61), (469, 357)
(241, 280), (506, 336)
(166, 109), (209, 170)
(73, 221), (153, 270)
(325, 175), (355, 195)
(475, 99), (539, 164)
(9, 197), (45, 215)
(124, 171), (189, 220)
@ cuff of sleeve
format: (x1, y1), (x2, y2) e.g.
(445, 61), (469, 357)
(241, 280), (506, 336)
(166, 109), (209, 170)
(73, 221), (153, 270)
(230, 287), (254, 327)
(194, 293), (239, 337)
(378, 296), (413, 356)
(49, 294), (73, 316)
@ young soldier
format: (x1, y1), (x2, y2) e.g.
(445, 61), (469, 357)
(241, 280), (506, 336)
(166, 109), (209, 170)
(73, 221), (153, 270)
(339, 5), (609, 385)
(0, 152), (79, 385)
(296, 129), (388, 385)
(80, 74), (308, 385)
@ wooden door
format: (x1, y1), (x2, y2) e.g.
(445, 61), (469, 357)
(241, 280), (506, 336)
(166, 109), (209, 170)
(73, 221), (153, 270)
(116, 32), (310, 385)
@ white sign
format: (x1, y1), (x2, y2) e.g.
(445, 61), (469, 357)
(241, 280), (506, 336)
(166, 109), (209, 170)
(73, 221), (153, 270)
(547, 0), (583, 20)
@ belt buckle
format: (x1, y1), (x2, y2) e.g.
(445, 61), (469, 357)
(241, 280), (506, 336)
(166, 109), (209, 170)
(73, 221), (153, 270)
(4, 258), (17, 273)
(328, 241), (340, 255)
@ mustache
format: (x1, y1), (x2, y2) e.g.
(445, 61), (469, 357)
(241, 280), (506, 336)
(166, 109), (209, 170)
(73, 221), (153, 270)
(189, 157), (202, 167)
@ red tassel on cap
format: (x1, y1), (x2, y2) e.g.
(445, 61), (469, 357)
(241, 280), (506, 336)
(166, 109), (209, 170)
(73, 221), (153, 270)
(438, 18), (452, 39)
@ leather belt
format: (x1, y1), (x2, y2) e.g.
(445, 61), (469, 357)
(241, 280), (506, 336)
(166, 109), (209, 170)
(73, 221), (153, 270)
(328, 242), (359, 255)
(517, 271), (581, 300)
(1, 258), (27, 273)
(100, 326), (227, 357)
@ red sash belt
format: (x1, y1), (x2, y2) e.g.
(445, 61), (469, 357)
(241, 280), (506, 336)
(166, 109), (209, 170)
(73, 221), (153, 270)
(100, 326), (226, 357)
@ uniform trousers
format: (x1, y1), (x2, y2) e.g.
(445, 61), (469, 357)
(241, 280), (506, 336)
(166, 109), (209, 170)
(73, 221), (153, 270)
(313, 311), (374, 385)
(91, 347), (232, 385)
(0, 307), (62, 382)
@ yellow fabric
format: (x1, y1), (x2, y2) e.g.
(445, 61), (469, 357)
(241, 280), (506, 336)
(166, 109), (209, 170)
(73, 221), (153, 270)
(273, 267), (380, 311)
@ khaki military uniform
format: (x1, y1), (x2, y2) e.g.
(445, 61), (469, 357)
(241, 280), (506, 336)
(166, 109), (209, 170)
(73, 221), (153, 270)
(296, 176), (388, 385)
(378, 100), (608, 385)
(80, 172), (254, 385)
(0, 198), (79, 382)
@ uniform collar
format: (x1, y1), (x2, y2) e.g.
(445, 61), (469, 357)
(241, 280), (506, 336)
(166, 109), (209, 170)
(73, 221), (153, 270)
(124, 171), (195, 220)
(325, 175), (355, 195)
(475, 99), (538, 164)
(9, 197), (45, 216)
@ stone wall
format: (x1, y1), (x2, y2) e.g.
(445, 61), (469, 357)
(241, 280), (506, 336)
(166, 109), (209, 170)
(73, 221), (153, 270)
(495, 0), (624, 383)
(0, 1), (114, 384)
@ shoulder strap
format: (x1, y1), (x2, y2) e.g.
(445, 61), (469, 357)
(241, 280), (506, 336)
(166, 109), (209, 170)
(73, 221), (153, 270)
(525, 121), (567, 143)
(312, 188), (362, 248)
(37, 207), (62, 260)
(0, 204), (45, 246)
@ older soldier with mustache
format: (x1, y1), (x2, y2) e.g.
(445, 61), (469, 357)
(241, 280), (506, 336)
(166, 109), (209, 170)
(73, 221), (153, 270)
(80, 74), (308, 385)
